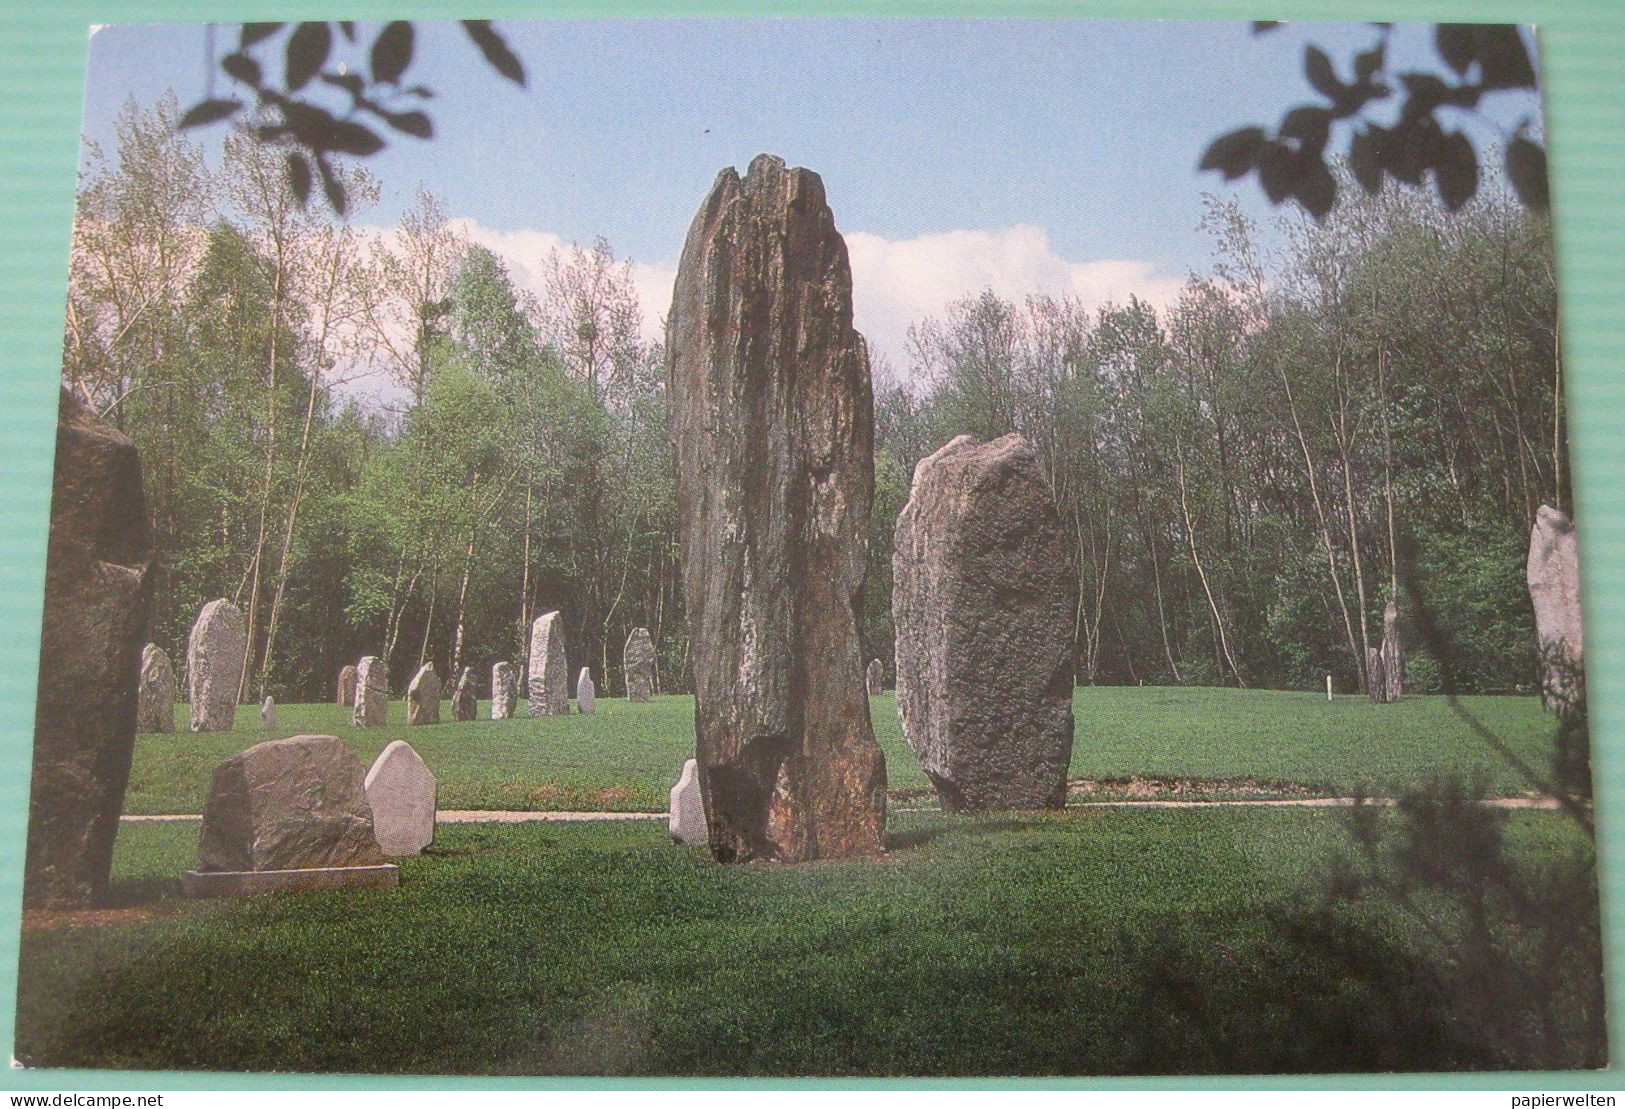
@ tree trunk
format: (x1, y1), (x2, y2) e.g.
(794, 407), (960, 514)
(238, 260), (284, 704)
(1176, 439), (1243, 687)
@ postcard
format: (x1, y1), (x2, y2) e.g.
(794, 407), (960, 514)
(11, 17), (1603, 1078)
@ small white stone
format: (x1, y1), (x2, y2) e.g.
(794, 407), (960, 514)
(353, 656), (387, 728)
(187, 598), (246, 732)
(406, 664), (441, 725)
(137, 643), (175, 733)
(577, 667), (597, 714)
(491, 661), (517, 719)
(624, 627), (656, 703)
(364, 740), (437, 857)
(669, 759), (706, 846)
(527, 612), (569, 716)
(260, 696), (275, 729)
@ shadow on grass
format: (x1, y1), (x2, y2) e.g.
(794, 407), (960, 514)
(102, 876), (185, 909)
(1118, 905), (1488, 1073)
(887, 818), (1034, 853)
(421, 843), (505, 859)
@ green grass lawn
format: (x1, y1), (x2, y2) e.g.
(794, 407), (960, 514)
(15, 806), (1600, 1076)
(125, 687), (1564, 814)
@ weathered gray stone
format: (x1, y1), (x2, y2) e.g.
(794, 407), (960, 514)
(1379, 601), (1404, 703)
(669, 758), (706, 846)
(1366, 646), (1386, 704)
(260, 696), (276, 729)
(491, 661), (517, 720)
(137, 643), (175, 734)
(336, 664), (357, 707)
(1529, 504), (1585, 710)
(194, 735), (388, 873)
(866, 658), (884, 696)
(451, 666), (477, 722)
(363, 739), (436, 856)
(406, 665), (441, 725)
(352, 655), (387, 728)
(527, 612), (569, 717)
(187, 598), (245, 732)
(624, 627), (656, 703)
(576, 667), (597, 714)
(25, 389), (153, 909)
(668, 154), (887, 862)
(892, 433), (1076, 812)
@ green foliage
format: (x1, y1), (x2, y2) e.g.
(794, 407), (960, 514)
(859, 447), (911, 673)
(68, 102), (681, 702)
(1409, 522), (1535, 691)
(888, 180), (1564, 695)
(75, 94), (1564, 709)
(15, 808), (1598, 1074)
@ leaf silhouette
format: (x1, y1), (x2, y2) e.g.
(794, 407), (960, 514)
(286, 153), (312, 206)
(1435, 130), (1478, 211)
(371, 22), (415, 85)
(178, 98), (242, 129)
(381, 110), (433, 139)
(1199, 127), (1266, 179)
(314, 154), (348, 216)
(221, 52), (262, 88)
(463, 21), (526, 86)
(239, 23), (283, 49)
(285, 22), (332, 92)
(1304, 45), (1341, 100)
(1506, 136), (1549, 210)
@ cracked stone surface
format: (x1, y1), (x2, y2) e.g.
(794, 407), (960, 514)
(668, 154), (886, 862)
(892, 433), (1075, 812)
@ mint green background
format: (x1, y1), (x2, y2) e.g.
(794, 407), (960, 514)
(1, 0), (1620, 1091)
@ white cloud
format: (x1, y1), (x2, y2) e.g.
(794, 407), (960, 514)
(361, 218), (1183, 392)
(843, 224), (1186, 374)
(450, 220), (676, 345)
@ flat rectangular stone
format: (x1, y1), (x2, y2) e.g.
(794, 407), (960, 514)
(183, 864), (399, 898)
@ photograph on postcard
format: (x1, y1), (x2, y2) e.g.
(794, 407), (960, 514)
(13, 18), (1601, 1076)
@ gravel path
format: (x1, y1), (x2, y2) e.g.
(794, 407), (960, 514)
(121, 794), (1564, 824)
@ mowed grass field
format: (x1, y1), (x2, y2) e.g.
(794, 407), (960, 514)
(124, 686), (1564, 814)
(15, 808), (1600, 1075)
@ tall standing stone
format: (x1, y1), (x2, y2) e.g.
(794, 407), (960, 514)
(491, 661), (517, 720)
(1366, 646), (1386, 704)
(669, 759), (707, 847)
(1379, 601), (1404, 702)
(364, 740), (436, 857)
(187, 598), (245, 732)
(353, 655), (387, 728)
(451, 666), (477, 722)
(667, 154), (887, 862)
(336, 664), (357, 707)
(527, 612), (569, 717)
(576, 667), (597, 715)
(1529, 504), (1585, 710)
(25, 389), (153, 909)
(866, 658), (884, 696)
(406, 665), (441, 725)
(624, 627), (656, 703)
(892, 434), (1076, 812)
(137, 643), (175, 734)
(260, 696), (276, 729)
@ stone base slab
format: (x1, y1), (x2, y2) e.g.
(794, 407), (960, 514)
(183, 864), (399, 898)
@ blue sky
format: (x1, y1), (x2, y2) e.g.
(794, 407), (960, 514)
(78, 18), (1543, 372)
